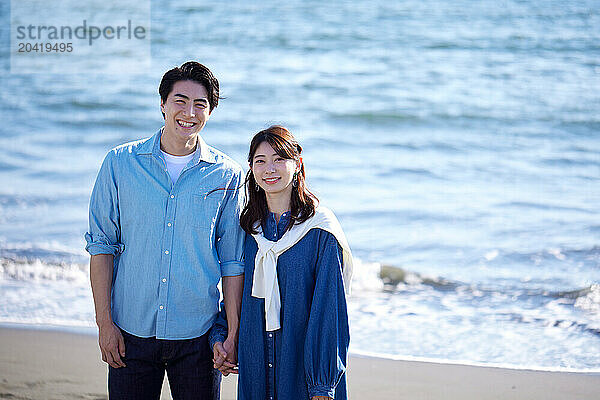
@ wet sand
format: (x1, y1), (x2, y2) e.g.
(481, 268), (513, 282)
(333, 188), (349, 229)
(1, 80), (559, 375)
(0, 326), (598, 399)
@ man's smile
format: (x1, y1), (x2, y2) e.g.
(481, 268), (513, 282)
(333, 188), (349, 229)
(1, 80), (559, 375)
(176, 119), (196, 128)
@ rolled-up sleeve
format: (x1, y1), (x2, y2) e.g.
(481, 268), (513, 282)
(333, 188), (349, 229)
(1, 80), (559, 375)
(215, 169), (245, 277)
(304, 232), (350, 399)
(85, 151), (124, 256)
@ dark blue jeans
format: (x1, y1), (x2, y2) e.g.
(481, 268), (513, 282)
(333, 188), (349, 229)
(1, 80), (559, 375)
(108, 329), (221, 400)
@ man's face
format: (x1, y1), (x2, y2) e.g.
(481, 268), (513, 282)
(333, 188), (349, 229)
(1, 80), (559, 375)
(160, 80), (211, 141)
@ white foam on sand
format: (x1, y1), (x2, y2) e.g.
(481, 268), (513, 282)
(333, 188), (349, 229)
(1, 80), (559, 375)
(348, 348), (600, 374)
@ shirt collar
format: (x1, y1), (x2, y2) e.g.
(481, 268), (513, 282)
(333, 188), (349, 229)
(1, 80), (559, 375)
(136, 127), (217, 165)
(263, 211), (292, 241)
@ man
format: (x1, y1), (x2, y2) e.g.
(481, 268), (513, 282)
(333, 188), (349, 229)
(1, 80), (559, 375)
(85, 61), (243, 399)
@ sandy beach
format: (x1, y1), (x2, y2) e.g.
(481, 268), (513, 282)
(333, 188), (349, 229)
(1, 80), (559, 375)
(0, 326), (598, 399)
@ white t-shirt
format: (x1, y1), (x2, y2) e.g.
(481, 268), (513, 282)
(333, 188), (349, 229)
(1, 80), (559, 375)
(161, 150), (195, 184)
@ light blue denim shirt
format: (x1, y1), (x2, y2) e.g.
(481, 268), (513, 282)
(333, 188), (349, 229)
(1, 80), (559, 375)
(85, 128), (245, 340)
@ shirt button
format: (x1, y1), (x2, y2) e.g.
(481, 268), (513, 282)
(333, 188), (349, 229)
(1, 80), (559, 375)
(162, 278), (167, 283)
(167, 222), (172, 227)
(170, 195), (175, 199)
(268, 363), (272, 367)
(159, 305), (164, 310)
(164, 250), (169, 255)
(268, 333), (273, 338)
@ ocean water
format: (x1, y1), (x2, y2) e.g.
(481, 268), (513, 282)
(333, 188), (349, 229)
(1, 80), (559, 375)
(1, 0), (599, 370)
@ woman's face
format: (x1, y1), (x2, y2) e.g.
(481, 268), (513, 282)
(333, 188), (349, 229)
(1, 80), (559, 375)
(251, 141), (299, 197)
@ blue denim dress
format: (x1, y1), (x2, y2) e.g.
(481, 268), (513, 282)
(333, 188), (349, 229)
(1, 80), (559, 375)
(238, 212), (349, 400)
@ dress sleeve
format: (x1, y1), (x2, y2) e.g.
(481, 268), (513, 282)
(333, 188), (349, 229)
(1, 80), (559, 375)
(85, 151), (124, 256)
(215, 168), (245, 277)
(208, 300), (228, 350)
(304, 231), (350, 399)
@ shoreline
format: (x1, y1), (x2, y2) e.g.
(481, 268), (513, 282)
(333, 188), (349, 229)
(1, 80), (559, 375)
(1, 325), (598, 399)
(350, 350), (600, 375)
(3, 322), (598, 374)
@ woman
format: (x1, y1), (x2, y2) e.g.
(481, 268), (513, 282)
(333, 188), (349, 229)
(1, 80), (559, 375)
(211, 125), (353, 400)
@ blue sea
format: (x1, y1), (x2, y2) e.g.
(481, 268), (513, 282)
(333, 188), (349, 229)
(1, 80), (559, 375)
(1, 1), (599, 370)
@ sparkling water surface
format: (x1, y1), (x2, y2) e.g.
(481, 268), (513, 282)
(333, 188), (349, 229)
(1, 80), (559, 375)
(1, 0), (599, 369)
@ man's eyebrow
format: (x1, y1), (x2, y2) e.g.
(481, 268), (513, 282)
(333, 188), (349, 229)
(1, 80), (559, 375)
(173, 94), (209, 103)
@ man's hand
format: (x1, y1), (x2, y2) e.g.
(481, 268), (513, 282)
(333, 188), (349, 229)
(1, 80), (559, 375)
(90, 254), (124, 369)
(222, 336), (237, 366)
(213, 341), (238, 376)
(219, 274), (243, 376)
(98, 321), (126, 368)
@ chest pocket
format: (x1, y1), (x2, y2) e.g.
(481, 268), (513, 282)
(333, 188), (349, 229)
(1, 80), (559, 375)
(191, 189), (225, 230)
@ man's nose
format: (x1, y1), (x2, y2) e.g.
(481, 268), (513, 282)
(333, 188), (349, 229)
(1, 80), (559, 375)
(184, 103), (195, 117)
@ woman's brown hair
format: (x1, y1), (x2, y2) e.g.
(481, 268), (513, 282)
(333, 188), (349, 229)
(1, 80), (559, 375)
(240, 125), (318, 235)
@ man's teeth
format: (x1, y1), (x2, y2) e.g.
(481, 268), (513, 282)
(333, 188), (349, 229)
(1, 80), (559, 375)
(178, 120), (195, 127)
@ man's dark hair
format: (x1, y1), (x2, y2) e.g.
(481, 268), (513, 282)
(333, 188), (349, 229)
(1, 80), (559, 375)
(158, 61), (220, 117)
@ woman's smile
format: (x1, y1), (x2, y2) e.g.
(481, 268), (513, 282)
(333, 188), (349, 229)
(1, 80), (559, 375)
(263, 176), (281, 185)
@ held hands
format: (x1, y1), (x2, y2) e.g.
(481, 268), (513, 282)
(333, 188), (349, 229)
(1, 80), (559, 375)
(312, 397), (333, 400)
(212, 336), (238, 376)
(98, 320), (126, 368)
